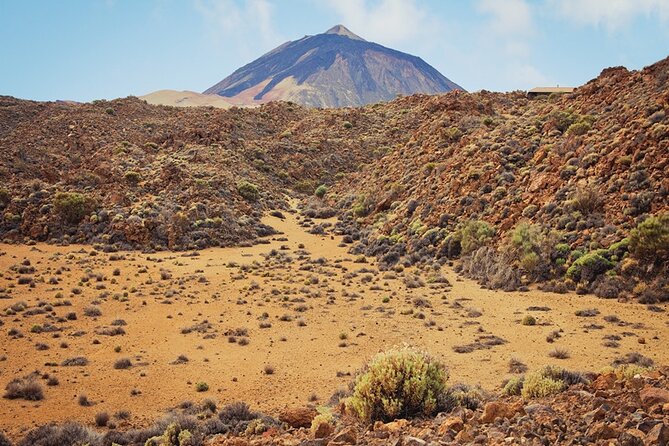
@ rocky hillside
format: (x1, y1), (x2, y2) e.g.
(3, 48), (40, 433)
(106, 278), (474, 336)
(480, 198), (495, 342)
(329, 57), (669, 302)
(204, 25), (462, 108)
(0, 56), (668, 300)
(0, 96), (415, 250)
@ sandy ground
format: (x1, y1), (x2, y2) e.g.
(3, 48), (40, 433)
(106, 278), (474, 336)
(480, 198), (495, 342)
(140, 90), (237, 108)
(0, 209), (667, 438)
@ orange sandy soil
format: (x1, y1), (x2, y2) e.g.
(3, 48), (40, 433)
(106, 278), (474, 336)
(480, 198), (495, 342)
(0, 209), (667, 438)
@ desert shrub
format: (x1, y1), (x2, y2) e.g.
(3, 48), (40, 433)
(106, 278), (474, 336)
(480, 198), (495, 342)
(503, 376), (524, 396)
(566, 250), (614, 283)
(612, 352), (654, 368)
(95, 411), (110, 427)
(0, 189), (10, 209)
(4, 374), (44, 401)
(548, 348), (570, 359)
(444, 126), (463, 142)
(236, 181), (259, 202)
(195, 382), (209, 392)
(218, 401), (257, 426)
(521, 315), (536, 326)
(445, 383), (487, 410)
(351, 195), (374, 218)
(521, 204), (539, 218)
(61, 356), (89, 366)
(521, 367), (566, 398)
(144, 422), (193, 446)
(345, 346), (448, 422)
(83, 306), (102, 317)
(114, 358), (132, 370)
(314, 184), (327, 198)
(549, 110), (576, 132)
(611, 364), (651, 379)
(294, 179), (317, 194)
(124, 171), (141, 186)
(629, 213), (669, 265)
(53, 192), (96, 225)
(592, 275), (625, 299)
(18, 422), (100, 446)
(571, 186), (602, 215)
(0, 431), (10, 446)
(567, 120), (591, 136)
(456, 220), (494, 255)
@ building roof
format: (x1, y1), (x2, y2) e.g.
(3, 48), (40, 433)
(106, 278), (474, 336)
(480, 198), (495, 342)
(528, 87), (576, 94)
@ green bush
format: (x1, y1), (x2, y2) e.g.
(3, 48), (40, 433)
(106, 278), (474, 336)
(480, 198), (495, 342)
(144, 422), (193, 446)
(521, 367), (566, 398)
(444, 127), (463, 142)
(346, 346), (449, 422)
(458, 220), (494, 255)
(502, 376), (524, 396)
(567, 121), (591, 136)
(237, 181), (259, 202)
(521, 315), (536, 326)
(294, 179), (317, 194)
(53, 192), (96, 225)
(548, 110), (578, 132)
(629, 213), (669, 264)
(314, 184), (327, 198)
(124, 171), (141, 186)
(566, 250), (614, 283)
(195, 382), (209, 392)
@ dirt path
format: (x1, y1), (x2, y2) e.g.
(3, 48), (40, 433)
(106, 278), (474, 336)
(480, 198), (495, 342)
(0, 208), (667, 438)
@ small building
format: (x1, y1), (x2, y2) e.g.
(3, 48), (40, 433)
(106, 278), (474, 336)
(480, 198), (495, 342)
(527, 86), (575, 98)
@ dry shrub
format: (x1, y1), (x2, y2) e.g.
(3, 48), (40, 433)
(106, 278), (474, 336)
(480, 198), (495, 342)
(4, 374), (44, 401)
(345, 346), (448, 422)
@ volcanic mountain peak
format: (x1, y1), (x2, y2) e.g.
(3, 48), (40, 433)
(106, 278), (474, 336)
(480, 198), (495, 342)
(203, 25), (462, 108)
(324, 24), (366, 41)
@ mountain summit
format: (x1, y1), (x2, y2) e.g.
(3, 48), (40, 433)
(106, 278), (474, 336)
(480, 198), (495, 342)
(204, 25), (463, 107)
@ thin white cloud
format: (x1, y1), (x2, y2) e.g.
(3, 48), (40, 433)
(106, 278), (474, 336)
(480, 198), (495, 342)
(477, 0), (534, 36)
(468, 0), (550, 90)
(323, 0), (436, 46)
(194, 0), (282, 56)
(550, 0), (669, 30)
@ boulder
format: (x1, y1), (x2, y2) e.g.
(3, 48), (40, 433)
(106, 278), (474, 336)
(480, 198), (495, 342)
(587, 422), (619, 440)
(438, 417), (464, 435)
(279, 407), (318, 429)
(313, 421), (334, 439)
(330, 427), (357, 445)
(640, 386), (669, 408)
(645, 423), (669, 446)
(481, 401), (524, 423)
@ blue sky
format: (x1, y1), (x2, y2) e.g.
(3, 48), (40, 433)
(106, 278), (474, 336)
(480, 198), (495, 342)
(1, 0), (669, 102)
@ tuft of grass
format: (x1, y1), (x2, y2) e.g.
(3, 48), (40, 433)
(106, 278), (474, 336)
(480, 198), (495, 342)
(94, 411), (109, 427)
(195, 382), (209, 392)
(548, 348), (570, 359)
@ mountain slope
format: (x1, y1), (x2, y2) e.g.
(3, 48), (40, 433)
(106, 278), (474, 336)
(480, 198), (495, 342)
(140, 90), (236, 108)
(204, 25), (463, 107)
